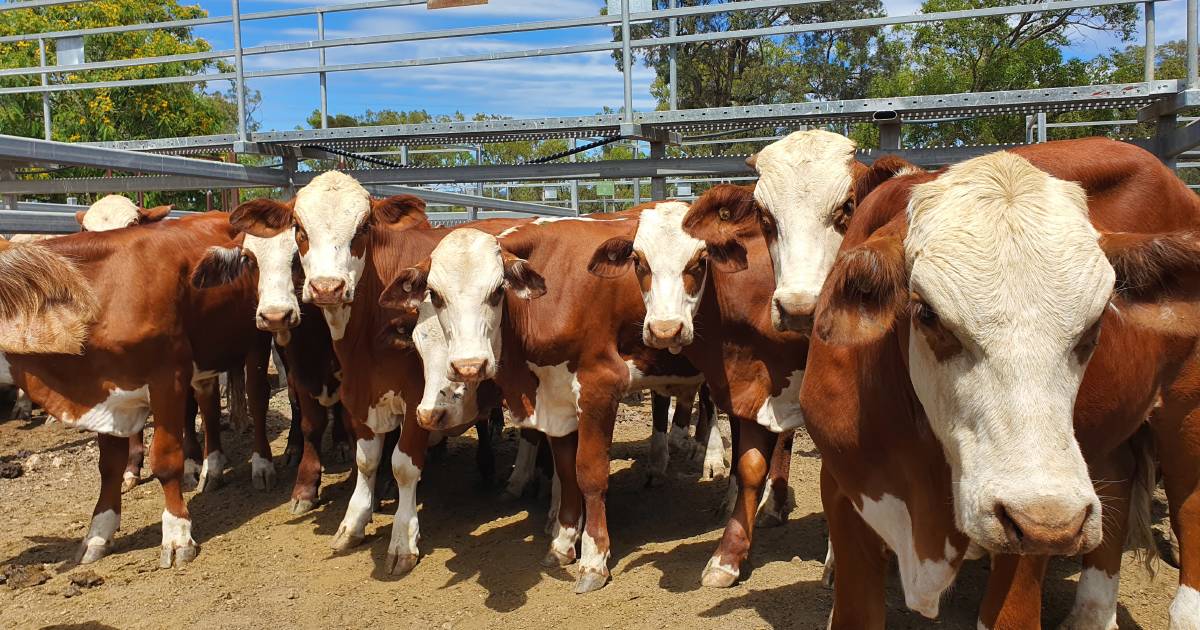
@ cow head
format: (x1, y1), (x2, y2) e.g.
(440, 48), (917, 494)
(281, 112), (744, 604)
(815, 152), (1113, 556)
(229, 171), (426, 308)
(379, 228), (545, 383)
(191, 229), (301, 339)
(590, 200), (736, 352)
(410, 299), (481, 432)
(76, 194), (172, 232)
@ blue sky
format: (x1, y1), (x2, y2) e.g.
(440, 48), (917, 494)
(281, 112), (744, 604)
(186, 0), (1190, 133)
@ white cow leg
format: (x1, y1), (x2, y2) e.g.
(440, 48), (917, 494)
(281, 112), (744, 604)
(504, 434), (538, 498)
(385, 445), (422, 576)
(332, 436), (382, 551)
(1170, 585), (1200, 630)
(12, 389), (32, 420)
(159, 509), (198, 568)
(822, 539), (836, 588)
(1058, 567), (1119, 630)
(544, 468), (562, 536)
(77, 509), (119, 564)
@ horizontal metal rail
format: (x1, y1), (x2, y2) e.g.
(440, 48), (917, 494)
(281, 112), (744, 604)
(0, 0), (88, 12)
(363, 184), (576, 216)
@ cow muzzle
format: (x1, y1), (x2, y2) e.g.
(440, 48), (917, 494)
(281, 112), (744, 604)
(993, 499), (1094, 556)
(257, 307), (298, 332)
(449, 357), (490, 383)
(308, 277), (349, 306)
(771, 290), (817, 333)
(416, 405), (449, 431)
(644, 318), (689, 354)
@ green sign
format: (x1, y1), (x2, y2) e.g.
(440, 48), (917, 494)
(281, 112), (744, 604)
(596, 182), (616, 197)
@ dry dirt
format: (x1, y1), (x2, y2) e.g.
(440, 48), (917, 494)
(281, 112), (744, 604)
(0, 390), (1182, 629)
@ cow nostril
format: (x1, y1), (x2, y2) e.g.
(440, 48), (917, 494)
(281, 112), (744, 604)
(450, 358), (488, 381)
(995, 501), (1090, 553)
(417, 407), (446, 428)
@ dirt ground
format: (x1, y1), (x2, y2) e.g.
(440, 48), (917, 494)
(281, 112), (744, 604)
(0, 390), (1182, 629)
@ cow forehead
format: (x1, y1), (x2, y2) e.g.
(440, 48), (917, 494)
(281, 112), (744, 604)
(753, 130), (857, 216)
(634, 202), (703, 267)
(82, 194), (139, 231)
(244, 229), (297, 262)
(294, 171), (371, 238)
(430, 228), (503, 291)
(906, 153), (1111, 333)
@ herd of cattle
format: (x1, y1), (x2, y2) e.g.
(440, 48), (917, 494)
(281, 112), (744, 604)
(1, 130), (1199, 628)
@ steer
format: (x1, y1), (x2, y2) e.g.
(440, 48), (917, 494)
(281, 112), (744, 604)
(379, 211), (716, 593)
(803, 148), (1200, 629)
(587, 194), (807, 587)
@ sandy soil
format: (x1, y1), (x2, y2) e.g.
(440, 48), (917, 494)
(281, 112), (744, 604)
(0, 390), (1182, 629)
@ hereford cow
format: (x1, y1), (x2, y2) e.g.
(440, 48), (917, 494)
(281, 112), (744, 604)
(378, 210), (725, 592)
(800, 147), (1200, 629)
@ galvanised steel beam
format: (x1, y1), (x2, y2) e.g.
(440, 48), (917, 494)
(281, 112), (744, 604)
(0, 175), (260, 195)
(0, 210), (80, 234)
(0, 0), (87, 12)
(363, 184), (575, 216)
(1137, 88), (1200, 122)
(0, 135), (289, 187)
(1158, 120), (1200, 157)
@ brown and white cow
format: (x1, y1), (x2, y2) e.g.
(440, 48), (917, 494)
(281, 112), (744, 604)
(799, 145), (1200, 629)
(0, 213), (264, 567)
(379, 210), (724, 592)
(587, 193), (808, 587)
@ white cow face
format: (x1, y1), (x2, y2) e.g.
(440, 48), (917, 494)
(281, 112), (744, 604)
(588, 202), (709, 352)
(749, 130), (858, 332)
(76, 194), (171, 232)
(411, 299), (480, 432)
(229, 172), (427, 312)
(379, 228), (545, 384)
(242, 230), (300, 333)
(817, 152), (1110, 557)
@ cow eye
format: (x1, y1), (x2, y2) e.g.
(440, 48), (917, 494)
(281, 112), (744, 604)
(759, 212), (775, 235)
(295, 226), (308, 243)
(355, 220), (371, 236)
(1074, 319), (1102, 362)
(428, 290), (445, 308)
(914, 301), (938, 327)
(487, 285), (504, 306)
(633, 253), (649, 275)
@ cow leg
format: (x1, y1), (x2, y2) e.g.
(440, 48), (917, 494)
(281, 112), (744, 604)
(978, 554), (1049, 630)
(1059, 445), (1136, 630)
(647, 391), (670, 486)
(331, 420), (382, 551)
(385, 411), (430, 576)
(11, 388), (32, 420)
(475, 411), (497, 487)
(77, 433), (127, 563)
(330, 402), (351, 463)
(289, 387), (329, 514)
(283, 388), (304, 468)
(542, 431), (582, 567)
(226, 368), (249, 434)
(1153, 405), (1200, 630)
(823, 466), (888, 629)
(245, 345), (275, 491)
(149, 377), (198, 568)
(504, 430), (540, 498)
(574, 373), (623, 594)
(668, 387), (695, 455)
(756, 430), (796, 528)
(693, 386), (729, 480)
(122, 430), (146, 493)
(193, 375), (227, 492)
(702, 418), (771, 588)
(374, 428), (400, 511)
(181, 392), (202, 490)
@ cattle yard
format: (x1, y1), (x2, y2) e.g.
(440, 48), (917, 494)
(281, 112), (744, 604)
(4, 1), (1200, 629)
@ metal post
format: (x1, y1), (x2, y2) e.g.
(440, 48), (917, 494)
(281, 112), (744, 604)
(1156, 113), (1178, 167)
(38, 38), (50, 140)
(1145, 2), (1156, 83)
(282, 154), (298, 196)
(650, 141), (666, 199)
(878, 122), (901, 150)
(668, 0), (678, 111)
(621, 0), (633, 121)
(231, 0), (248, 142)
(470, 144), (481, 221)
(318, 11), (328, 129)
(400, 145), (409, 166)
(569, 138), (580, 216)
(1189, 0), (1198, 89)
(1025, 115), (1035, 144)
(1037, 112), (1047, 143)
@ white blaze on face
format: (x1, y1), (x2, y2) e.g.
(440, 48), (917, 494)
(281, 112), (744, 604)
(427, 229), (506, 380)
(293, 171), (371, 304)
(751, 130), (857, 322)
(634, 201), (706, 351)
(413, 298), (478, 429)
(82, 195), (140, 232)
(242, 229), (300, 328)
(904, 152), (1110, 554)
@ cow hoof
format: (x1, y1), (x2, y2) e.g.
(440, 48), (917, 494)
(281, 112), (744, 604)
(701, 457), (730, 481)
(668, 425), (691, 454)
(541, 547), (575, 567)
(289, 498), (316, 515)
(196, 452), (228, 493)
(756, 508), (787, 528)
(385, 552), (419, 576)
(1056, 610), (1118, 630)
(159, 539), (198, 568)
(573, 570), (609, 594)
(701, 558), (739, 588)
(76, 541), (110, 565)
(182, 459), (201, 492)
(251, 454), (275, 491)
(330, 526), (364, 552)
(121, 471), (140, 493)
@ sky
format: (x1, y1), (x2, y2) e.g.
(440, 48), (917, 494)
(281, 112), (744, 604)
(183, 0), (1191, 133)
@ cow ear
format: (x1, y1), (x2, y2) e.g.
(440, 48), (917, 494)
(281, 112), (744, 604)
(587, 237), (634, 278)
(814, 234), (908, 345)
(682, 185), (761, 269)
(706, 239), (748, 273)
(1102, 230), (1200, 335)
(230, 198), (294, 238)
(138, 205), (172, 223)
(503, 252), (546, 299)
(74, 210), (88, 227)
(379, 261), (430, 311)
(372, 195), (427, 226)
(192, 244), (256, 289)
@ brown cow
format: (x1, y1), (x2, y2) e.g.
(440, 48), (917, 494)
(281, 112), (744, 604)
(803, 145), (1200, 629)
